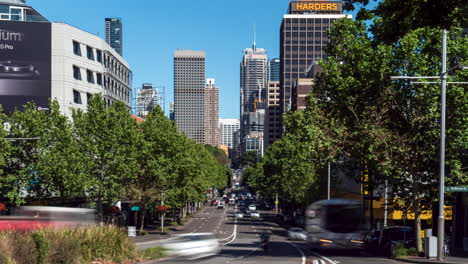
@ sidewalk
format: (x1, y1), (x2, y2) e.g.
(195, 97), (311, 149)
(395, 256), (468, 264)
(131, 206), (208, 245)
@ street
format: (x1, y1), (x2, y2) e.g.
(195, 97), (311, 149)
(146, 206), (404, 264)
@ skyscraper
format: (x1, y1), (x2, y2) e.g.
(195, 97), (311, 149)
(136, 83), (159, 118)
(204, 79), (220, 147)
(240, 41), (268, 154)
(105, 18), (123, 56)
(169, 101), (175, 121)
(174, 50), (206, 144)
(219, 119), (240, 149)
(269, 58), (280, 82)
(271, 0), (350, 143)
(264, 81), (281, 150)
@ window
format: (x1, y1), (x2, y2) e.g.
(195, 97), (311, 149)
(96, 73), (102, 86)
(73, 90), (82, 104)
(73, 41), (81, 56)
(86, 70), (94, 83)
(86, 46), (94, 60)
(87, 93), (93, 103)
(73, 66), (81, 80)
(96, 50), (102, 63)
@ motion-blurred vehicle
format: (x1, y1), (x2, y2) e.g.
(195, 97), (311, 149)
(250, 211), (260, 218)
(288, 227), (308, 240)
(248, 204), (256, 212)
(164, 233), (220, 259)
(305, 199), (367, 250)
(0, 206), (97, 231)
(235, 212), (244, 218)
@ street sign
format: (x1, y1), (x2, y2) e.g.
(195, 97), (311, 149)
(445, 186), (468, 192)
(128, 226), (136, 237)
(131, 206), (140, 211)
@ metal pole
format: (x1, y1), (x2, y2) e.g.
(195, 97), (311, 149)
(384, 179), (388, 227)
(437, 29), (447, 261)
(275, 193), (279, 215)
(327, 161), (331, 200)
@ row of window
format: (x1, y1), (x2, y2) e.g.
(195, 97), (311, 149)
(72, 40), (131, 84)
(73, 66), (103, 85)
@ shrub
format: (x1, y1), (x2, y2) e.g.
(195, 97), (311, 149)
(138, 230), (149, 236)
(392, 243), (419, 258)
(169, 221), (178, 226)
(140, 247), (167, 260)
(31, 233), (49, 264)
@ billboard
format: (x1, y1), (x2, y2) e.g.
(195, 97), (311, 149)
(290, 1), (343, 13)
(0, 21), (51, 112)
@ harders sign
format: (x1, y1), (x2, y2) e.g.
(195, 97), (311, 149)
(290, 1), (343, 13)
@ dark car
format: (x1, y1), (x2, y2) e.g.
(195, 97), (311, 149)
(379, 226), (415, 256)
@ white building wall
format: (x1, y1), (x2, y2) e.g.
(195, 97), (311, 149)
(51, 23), (131, 117)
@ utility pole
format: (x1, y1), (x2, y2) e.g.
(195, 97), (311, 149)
(437, 28), (447, 262)
(327, 161), (331, 200)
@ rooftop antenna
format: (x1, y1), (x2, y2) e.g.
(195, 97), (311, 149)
(253, 24), (257, 52)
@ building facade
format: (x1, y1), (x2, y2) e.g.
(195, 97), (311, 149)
(136, 83), (159, 118)
(264, 81), (281, 150)
(0, 1), (131, 116)
(169, 101), (175, 121)
(105, 18), (123, 56)
(174, 50), (215, 145)
(204, 78), (220, 147)
(271, 0), (350, 143)
(219, 118), (240, 149)
(269, 58), (280, 82)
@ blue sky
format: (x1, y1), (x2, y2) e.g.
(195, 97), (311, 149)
(29, 0), (366, 119)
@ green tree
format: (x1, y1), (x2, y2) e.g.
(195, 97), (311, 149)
(0, 105), (13, 203)
(73, 95), (140, 219)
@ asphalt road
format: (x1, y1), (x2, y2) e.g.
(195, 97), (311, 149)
(146, 205), (405, 264)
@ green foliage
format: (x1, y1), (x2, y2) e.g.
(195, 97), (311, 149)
(392, 243), (418, 258)
(0, 227), (139, 264)
(140, 247), (167, 260)
(31, 233), (49, 264)
(204, 144), (230, 167)
(343, 0), (467, 43)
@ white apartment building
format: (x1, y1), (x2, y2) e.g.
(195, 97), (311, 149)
(52, 22), (131, 117)
(219, 118), (240, 149)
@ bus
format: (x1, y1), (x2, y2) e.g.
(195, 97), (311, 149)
(305, 199), (368, 250)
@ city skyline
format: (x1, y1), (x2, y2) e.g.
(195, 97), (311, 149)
(25, 0), (366, 119)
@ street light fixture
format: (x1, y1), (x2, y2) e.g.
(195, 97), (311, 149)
(390, 29), (467, 261)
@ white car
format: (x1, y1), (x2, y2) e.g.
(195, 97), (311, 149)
(164, 233), (220, 259)
(248, 204), (256, 211)
(250, 211), (260, 218)
(235, 212), (244, 218)
(288, 227), (307, 241)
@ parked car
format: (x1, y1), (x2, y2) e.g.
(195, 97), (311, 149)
(288, 227), (307, 241)
(210, 200), (218, 206)
(217, 201), (226, 209)
(378, 226), (415, 256)
(248, 204), (256, 212)
(250, 211), (260, 218)
(164, 233), (220, 259)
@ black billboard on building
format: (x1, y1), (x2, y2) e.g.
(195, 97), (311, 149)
(0, 20), (51, 112)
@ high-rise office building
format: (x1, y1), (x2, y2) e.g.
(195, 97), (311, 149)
(105, 18), (123, 56)
(174, 50), (206, 144)
(271, 0), (350, 143)
(264, 81), (281, 150)
(204, 79), (220, 147)
(219, 119), (240, 149)
(240, 41), (268, 154)
(136, 83), (159, 118)
(269, 58), (280, 82)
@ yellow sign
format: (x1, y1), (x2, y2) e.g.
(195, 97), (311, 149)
(295, 2), (338, 11)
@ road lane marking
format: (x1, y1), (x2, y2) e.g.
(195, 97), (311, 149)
(221, 217), (238, 245)
(287, 242), (306, 264)
(310, 250), (338, 264)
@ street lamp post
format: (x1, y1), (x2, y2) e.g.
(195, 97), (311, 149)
(327, 161), (331, 200)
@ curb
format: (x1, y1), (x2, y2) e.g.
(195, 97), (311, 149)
(394, 257), (463, 264)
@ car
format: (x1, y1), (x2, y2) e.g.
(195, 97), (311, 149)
(248, 204), (256, 211)
(378, 226), (415, 256)
(250, 211), (260, 218)
(235, 212), (244, 218)
(217, 201), (225, 209)
(164, 233), (220, 259)
(210, 200), (218, 206)
(288, 227), (307, 241)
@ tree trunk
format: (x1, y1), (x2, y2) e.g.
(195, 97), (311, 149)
(414, 200), (423, 254)
(140, 208), (146, 233)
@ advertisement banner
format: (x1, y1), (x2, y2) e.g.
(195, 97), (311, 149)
(290, 1), (343, 13)
(0, 21), (51, 112)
